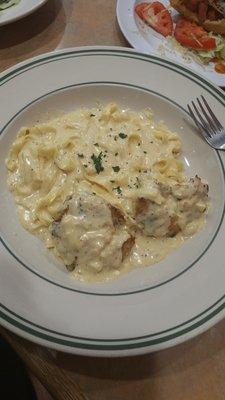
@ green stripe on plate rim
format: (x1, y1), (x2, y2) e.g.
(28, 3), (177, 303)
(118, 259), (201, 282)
(0, 296), (224, 349)
(1, 81), (225, 296)
(0, 48), (224, 105)
(0, 49), (225, 350)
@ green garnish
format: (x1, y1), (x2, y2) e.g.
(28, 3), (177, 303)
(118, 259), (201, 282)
(115, 152), (118, 156)
(94, 143), (99, 147)
(112, 166), (120, 173)
(90, 113), (95, 117)
(0, 0), (20, 10)
(113, 186), (122, 195)
(119, 132), (127, 139)
(78, 153), (84, 158)
(135, 177), (141, 188)
(91, 152), (104, 174)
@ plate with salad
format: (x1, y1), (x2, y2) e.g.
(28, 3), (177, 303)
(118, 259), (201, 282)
(117, 0), (225, 86)
(0, 0), (47, 26)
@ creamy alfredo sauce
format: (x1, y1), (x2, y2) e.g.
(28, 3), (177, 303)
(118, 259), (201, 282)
(6, 104), (209, 282)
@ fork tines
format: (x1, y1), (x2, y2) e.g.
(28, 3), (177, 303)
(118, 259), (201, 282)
(188, 95), (223, 139)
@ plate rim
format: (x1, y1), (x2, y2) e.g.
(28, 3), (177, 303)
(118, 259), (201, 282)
(0, 46), (225, 356)
(0, 0), (48, 26)
(0, 294), (224, 356)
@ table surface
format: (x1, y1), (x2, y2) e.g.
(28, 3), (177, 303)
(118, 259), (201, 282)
(0, 1), (225, 399)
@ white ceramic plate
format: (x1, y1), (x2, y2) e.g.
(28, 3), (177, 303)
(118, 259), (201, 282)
(0, 46), (225, 357)
(117, 0), (225, 87)
(0, 0), (47, 26)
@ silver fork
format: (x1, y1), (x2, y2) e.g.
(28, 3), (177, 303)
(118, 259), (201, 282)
(187, 95), (225, 150)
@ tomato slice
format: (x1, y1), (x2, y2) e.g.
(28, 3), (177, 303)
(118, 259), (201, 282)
(135, 2), (149, 18)
(174, 17), (216, 50)
(135, 2), (173, 37)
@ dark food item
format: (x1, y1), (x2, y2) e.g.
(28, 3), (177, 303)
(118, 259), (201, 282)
(184, 0), (222, 21)
(170, 0), (225, 34)
(122, 236), (135, 261)
(110, 206), (125, 226)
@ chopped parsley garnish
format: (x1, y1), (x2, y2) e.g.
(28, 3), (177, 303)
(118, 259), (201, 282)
(84, 164), (88, 168)
(115, 152), (118, 156)
(114, 136), (118, 141)
(138, 142), (141, 146)
(112, 166), (120, 173)
(113, 186), (122, 195)
(94, 143), (99, 147)
(143, 151), (147, 154)
(110, 180), (115, 183)
(91, 152), (104, 174)
(90, 113), (95, 117)
(78, 153), (84, 158)
(135, 177), (141, 188)
(119, 132), (127, 139)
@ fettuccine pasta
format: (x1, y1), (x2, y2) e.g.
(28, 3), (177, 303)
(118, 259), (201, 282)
(6, 104), (209, 282)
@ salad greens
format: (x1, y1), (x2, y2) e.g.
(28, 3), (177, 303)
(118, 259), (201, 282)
(197, 35), (225, 63)
(167, 34), (225, 66)
(0, 0), (20, 10)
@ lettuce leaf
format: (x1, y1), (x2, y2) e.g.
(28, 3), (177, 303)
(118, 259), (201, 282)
(196, 35), (225, 63)
(0, 0), (20, 10)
